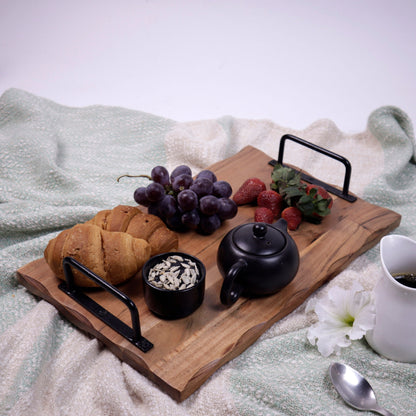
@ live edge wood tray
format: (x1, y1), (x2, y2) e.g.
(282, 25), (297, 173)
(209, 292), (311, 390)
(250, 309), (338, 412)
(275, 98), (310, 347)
(17, 142), (401, 402)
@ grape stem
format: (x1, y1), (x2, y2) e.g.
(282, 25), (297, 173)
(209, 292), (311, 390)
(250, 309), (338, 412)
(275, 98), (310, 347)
(116, 174), (152, 182)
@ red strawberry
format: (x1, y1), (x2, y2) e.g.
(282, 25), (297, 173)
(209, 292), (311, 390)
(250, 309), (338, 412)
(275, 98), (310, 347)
(254, 207), (274, 224)
(281, 207), (302, 231)
(257, 190), (283, 217)
(233, 178), (266, 205)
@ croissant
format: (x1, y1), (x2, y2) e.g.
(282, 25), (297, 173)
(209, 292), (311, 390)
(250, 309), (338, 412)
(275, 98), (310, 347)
(86, 205), (179, 256)
(44, 223), (151, 287)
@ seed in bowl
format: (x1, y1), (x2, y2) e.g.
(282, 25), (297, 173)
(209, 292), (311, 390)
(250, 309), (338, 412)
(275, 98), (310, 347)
(147, 255), (200, 291)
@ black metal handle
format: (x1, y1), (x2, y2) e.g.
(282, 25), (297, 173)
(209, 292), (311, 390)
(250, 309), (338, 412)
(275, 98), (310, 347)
(269, 134), (356, 202)
(59, 257), (153, 352)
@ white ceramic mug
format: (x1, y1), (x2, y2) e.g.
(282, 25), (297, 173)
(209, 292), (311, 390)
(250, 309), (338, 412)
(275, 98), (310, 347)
(366, 234), (416, 363)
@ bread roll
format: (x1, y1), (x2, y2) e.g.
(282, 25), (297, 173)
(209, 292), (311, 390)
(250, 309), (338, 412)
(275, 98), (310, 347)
(44, 223), (151, 287)
(86, 205), (178, 256)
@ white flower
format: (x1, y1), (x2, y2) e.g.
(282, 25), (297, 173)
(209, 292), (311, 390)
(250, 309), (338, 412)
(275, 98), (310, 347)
(306, 281), (375, 357)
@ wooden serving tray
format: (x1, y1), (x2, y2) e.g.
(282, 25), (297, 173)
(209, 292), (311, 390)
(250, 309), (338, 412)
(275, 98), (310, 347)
(17, 145), (401, 402)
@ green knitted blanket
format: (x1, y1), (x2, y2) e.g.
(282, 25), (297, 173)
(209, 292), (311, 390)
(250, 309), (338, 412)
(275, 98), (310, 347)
(1, 88), (415, 415)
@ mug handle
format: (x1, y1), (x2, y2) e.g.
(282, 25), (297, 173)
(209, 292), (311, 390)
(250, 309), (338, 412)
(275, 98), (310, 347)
(220, 259), (248, 306)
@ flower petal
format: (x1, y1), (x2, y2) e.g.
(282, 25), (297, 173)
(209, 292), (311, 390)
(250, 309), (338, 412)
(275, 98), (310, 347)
(306, 283), (375, 356)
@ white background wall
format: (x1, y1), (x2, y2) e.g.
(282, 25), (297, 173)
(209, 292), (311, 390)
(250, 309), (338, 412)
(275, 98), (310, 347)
(1, 0), (415, 132)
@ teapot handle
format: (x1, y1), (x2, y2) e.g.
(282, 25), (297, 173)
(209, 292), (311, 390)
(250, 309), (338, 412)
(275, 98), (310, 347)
(220, 259), (247, 306)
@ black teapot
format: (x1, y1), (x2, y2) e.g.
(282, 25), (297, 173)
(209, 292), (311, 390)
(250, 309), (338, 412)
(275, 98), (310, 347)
(217, 218), (299, 306)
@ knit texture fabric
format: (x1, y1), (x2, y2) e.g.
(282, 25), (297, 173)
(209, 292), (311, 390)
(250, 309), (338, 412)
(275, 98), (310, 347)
(1, 89), (415, 415)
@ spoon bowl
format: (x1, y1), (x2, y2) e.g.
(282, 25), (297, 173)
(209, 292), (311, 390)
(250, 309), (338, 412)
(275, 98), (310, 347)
(329, 363), (395, 416)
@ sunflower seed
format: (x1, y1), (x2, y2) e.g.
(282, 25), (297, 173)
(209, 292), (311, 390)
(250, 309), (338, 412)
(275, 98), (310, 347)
(147, 255), (201, 291)
(171, 255), (184, 261)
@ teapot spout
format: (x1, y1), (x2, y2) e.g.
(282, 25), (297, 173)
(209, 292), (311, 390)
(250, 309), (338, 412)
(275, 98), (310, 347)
(272, 218), (288, 232)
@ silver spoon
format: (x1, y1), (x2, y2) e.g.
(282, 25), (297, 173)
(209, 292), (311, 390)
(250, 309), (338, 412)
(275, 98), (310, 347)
(329, 362), (396, 416)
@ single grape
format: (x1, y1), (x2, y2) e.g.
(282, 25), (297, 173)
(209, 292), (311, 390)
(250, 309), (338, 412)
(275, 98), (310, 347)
(190, 177), (213, 198)
(166, 211), (187, 232)
(199, 214), (221, 235)
(217, 197), (238, 220)
(172, 174), (193, 192)
(181, 209), (200, 229)
(134, 187), (151, 206)
(212, 180), (232, 198)
(199, 195), (219, 216)
(170, 165), (192, 182)
(151, 166), (170, 186)
(159, 195), (177, 218)
(177, 189), (198, 211)
(145, 182), (165, 202)
(196, 169), (217, 183)
(148, 202), (161, 217)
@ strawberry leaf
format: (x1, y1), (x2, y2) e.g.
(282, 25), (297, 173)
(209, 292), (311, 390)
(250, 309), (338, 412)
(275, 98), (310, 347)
(296, 194), (315, 217)
(270, 163), (332, 223)
(271, 164), (302, 194)
(280, 185), (305, 206)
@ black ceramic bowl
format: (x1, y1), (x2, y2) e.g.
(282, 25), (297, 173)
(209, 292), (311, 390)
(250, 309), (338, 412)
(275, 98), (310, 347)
(142, 252), (206, 319)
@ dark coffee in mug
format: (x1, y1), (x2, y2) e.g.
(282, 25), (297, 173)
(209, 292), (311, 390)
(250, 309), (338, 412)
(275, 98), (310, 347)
(392, 272), (416, 289)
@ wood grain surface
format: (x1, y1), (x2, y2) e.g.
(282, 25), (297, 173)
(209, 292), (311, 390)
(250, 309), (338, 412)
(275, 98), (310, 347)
(17, 145), (401, 401)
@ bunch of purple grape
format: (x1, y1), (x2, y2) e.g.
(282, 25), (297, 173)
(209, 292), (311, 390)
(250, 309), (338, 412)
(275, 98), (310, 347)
(133, 165), (238, 234)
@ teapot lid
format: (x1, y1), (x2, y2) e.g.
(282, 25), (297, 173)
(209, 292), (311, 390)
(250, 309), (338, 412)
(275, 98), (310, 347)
(232, 223), (286, 256)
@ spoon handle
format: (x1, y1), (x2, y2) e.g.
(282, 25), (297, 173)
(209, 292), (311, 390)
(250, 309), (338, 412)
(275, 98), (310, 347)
(373, 404), (396, 416)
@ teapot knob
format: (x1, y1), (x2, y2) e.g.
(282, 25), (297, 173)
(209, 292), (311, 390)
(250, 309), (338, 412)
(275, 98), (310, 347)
(252, 223), (267, 239)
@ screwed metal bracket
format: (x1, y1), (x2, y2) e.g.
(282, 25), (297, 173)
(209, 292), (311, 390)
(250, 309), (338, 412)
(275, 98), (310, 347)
(59, 256), (153, 353)
(269, 134), (357, 202)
